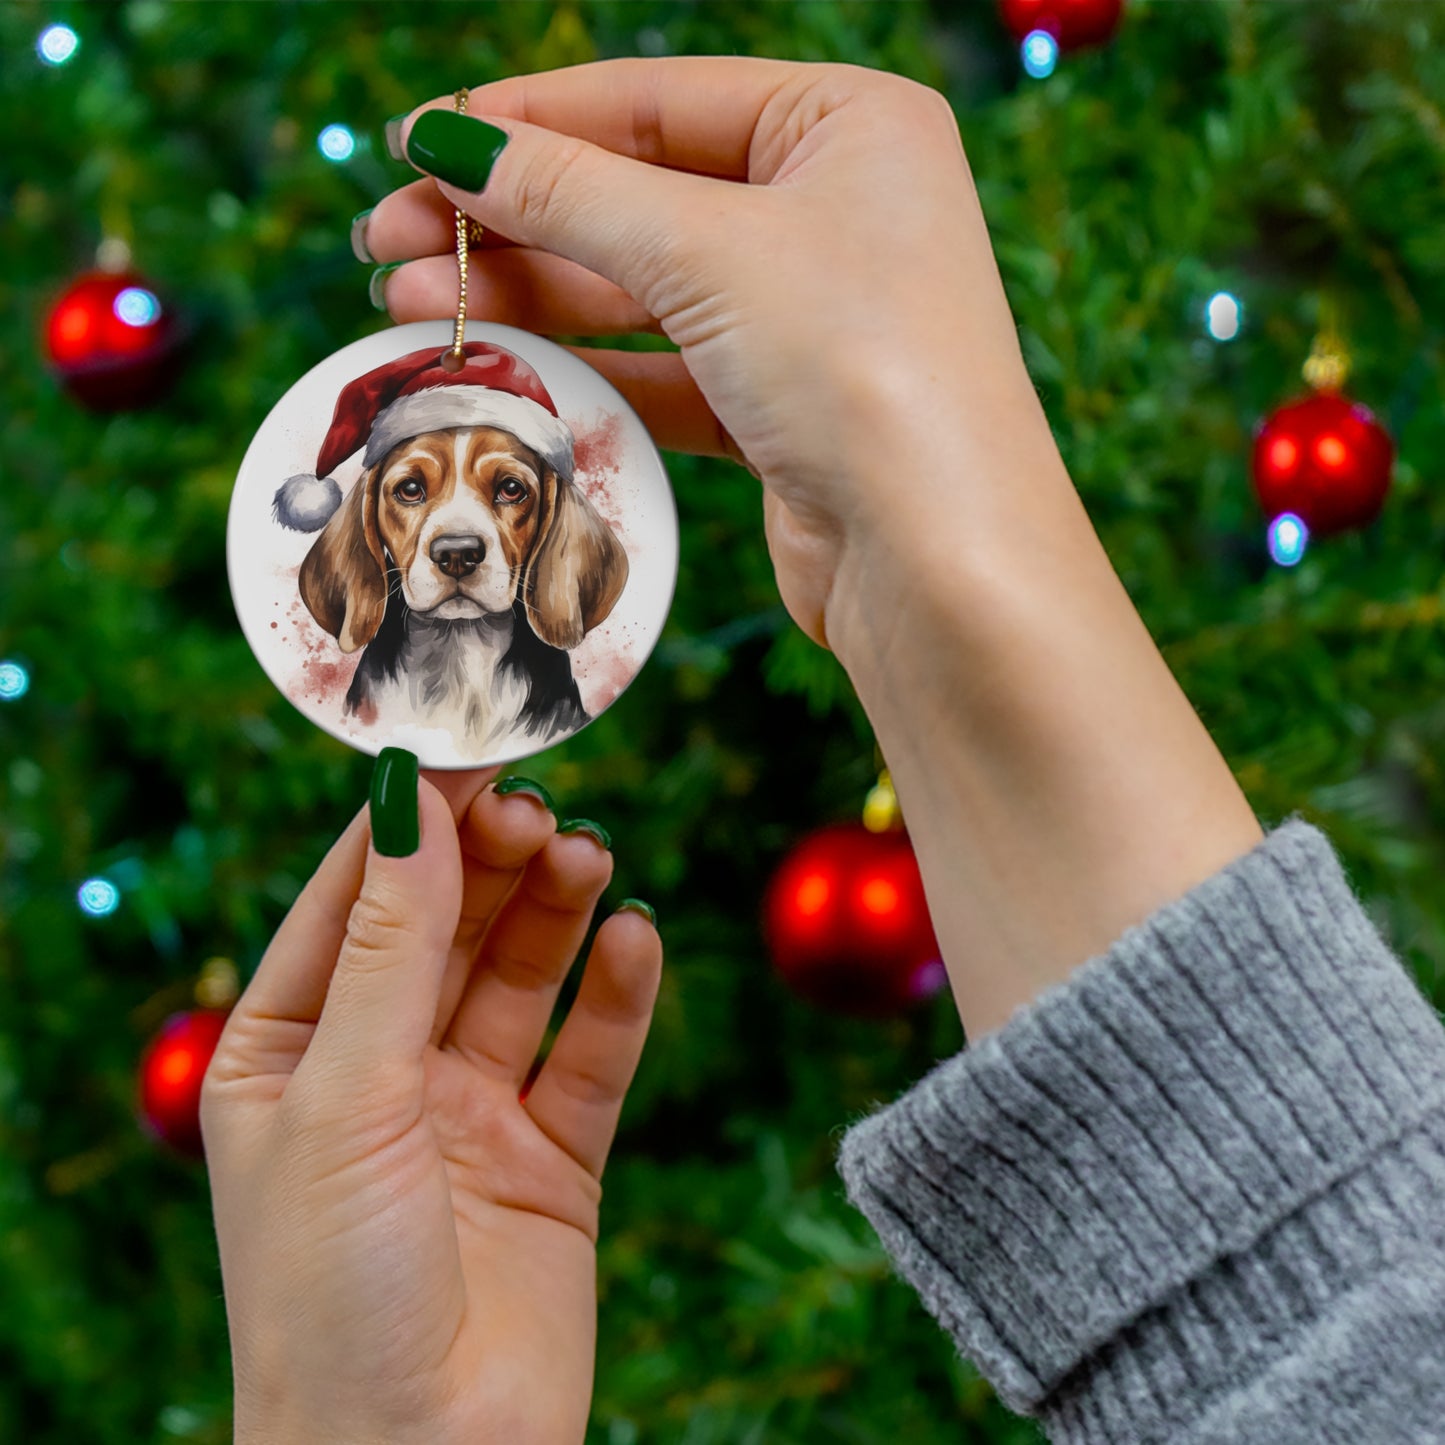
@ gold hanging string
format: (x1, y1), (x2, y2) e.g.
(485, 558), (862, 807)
(441, 88), (484, 372)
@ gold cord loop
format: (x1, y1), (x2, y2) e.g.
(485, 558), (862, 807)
(441, 87), (481, 372)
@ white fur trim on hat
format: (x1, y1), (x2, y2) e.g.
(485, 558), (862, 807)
(363, 385), (574, 478)
(273, 473), (342, 532)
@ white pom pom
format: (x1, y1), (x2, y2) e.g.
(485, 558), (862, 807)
(272, 473), (342, 532)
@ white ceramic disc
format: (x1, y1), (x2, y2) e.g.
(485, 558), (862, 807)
(228, 320), (678, 769)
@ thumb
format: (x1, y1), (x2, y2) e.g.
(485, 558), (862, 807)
(399, 106), (745, 317)
(303, 750), (463, 1089)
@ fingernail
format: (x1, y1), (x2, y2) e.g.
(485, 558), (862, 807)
(384, 113), (409, 162)
(350, 208), (375, 264)
(617, 898), (656, 926)
(558, 818), (611, 851)
(493, 775), (556, 813)
(369, 261), (403, 311)
(370, 747), (419, 857)
(405, 110), (510, 192)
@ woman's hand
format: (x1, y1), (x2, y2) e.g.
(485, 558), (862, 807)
(361, 56), (1062, 659)
(362, 60), (1263, 1041)
(201, 764), (661, 1445)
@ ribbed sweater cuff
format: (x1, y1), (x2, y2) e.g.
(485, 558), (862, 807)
(836, 816), (1445, 1432)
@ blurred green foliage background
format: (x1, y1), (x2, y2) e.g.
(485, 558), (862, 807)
(2, 2), (1444, 1441)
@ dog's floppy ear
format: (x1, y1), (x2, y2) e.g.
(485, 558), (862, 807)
(524, 467), (629, 651)
(297, 468), (387, 654)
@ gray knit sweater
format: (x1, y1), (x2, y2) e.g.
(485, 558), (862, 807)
(836, 816), (1445, 1443)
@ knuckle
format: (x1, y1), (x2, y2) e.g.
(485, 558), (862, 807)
(197, 1077), (223, 1134)
(551, 1058), (619, 1110)
(486, 942), (561, 993)
(341, 894), (412, 968)
(512, 135), (590, 231)
(923, 88), (962, 138)
(629, 79), (667, 167)
(196, 1017), (251, 1110)
(892, 74), (958, 130)
(816, 60), (880, 92)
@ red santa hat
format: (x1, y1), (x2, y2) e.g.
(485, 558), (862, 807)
(273, 341), (575, 532)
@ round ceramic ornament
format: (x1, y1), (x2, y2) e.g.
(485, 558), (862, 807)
(228, 319), (678, 768)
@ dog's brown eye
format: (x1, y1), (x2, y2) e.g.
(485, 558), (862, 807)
(497, 478), (527, 503)
(395, 478), (425, 503)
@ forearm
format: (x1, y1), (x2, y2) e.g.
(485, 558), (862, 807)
(827, 395), (1262, 1041)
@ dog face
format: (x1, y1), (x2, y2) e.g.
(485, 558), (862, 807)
(379, 427), (544, 620)
(298, 424), (629, 654)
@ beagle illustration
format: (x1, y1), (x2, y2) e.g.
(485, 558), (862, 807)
(272, 342), (628, 748)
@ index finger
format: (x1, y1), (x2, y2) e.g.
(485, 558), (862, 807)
(409, 54), (810, 181)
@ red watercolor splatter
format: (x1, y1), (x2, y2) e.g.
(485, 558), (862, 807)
(578, 640), (640, 715)
(571, 411), (626, 526)
(299, 653), (356, 704)
(281, 581), (358, 706)
(573, 410), (625, 477)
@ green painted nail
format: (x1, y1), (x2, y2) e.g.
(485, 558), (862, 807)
(369, 261), (403, 311)
(405, 110), (510, 192)
(558, 818), (612, 851)
(370, 747), (419, 857)
(493, 775), (556, 813)
(384, 113), (409, 162)
(350, 208), (375, 264)
(617, 898), (656, 926)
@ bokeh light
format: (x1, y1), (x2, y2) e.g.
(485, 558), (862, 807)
(909, 958), (948, 1001)
(77, 878), (121, 917)
(793, 872), (831, 918)
(114, 287), (162, 328)
(1205, 291), (1242, 341)
(1022, 30), (1059, 79)
(1267, 512), (1309, 567)
(1267, 435), (1299, 476)
(37, 24), (79, 66)
(859, 876), (901, 919)
(0, 660), (29, 701)
(317, 124), (356, 162)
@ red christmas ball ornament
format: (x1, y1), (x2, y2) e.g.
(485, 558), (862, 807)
(998, 0), (1124, 50)
(1251, 391), (1394, 538)
(137, 1009), (230, 1158)
(764, 822), (945, 1017)
(44, 269), (182, 410)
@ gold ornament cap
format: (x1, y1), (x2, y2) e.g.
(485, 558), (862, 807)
(1303, 297), (1350, 392)
(863, 768), (902, 833)
(194, 956), (240, 1010)
(1302, 333), (1350, 393)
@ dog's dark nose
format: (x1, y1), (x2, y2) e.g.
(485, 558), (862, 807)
(429, 534), (484, 579)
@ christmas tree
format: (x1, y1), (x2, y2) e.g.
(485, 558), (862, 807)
(3, 3), (1444, 1441)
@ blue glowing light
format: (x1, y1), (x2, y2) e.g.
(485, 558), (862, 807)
(318, 124), (356, 162)
(1206, 291), (1243, 342)
(0, 661), (29, 700)
(114, 287), (161, 328)
(78, 878), (121, 917)
(1267, 512), (1309, 567)
(1022, 30), (1059, 79)
(38, 24), (79, 66)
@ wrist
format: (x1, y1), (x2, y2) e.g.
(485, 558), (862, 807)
(823, 432), (1262, 1039)
(823, 382), (1077, 679)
